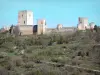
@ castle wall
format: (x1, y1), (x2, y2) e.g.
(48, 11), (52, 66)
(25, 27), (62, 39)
(15, 25), (33, 35)
(46, 27), (77, 34)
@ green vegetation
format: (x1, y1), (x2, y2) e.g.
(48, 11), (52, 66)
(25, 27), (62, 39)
(0, 29), (100, 75)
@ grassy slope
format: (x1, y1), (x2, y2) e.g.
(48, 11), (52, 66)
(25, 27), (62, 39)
(0, 30), (100, 75)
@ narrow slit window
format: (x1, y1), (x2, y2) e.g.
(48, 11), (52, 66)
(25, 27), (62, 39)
(22, 14), (23, 17)
(24, 21), (25, 24)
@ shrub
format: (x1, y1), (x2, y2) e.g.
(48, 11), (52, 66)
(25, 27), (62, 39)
(0, 38), (5, 45)
(94, 32), (100, 43)
(57, 35), (63, 44)
(14, 39), (23, 47)
(0, 42), (15, 53)
(23, 62), (34, 68)
(77, 51), (84, 57)
(23, 38), (35, 46)
(40, 38), (50, 48)
(5, 36), (15, 42)
(51, 58), (59, 63)
(26, 48), (32, 53)
(5, 61), (14, 70)
(34, 38), (41, 45)
(86, 52), (89, 56)
(11, 56), (23, 67)
(0, 68), (9, 75)
(48, 40), (53, 46)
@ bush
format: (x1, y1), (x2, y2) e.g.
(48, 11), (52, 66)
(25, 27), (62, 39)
(57, 35), (63, 44)
(34, 38), (41, 45)
(40, 38), (50, 48)
(23, 62), (34, 68)
(11, 56), (23, 67)
(0, 68), (9, 75)
(0, 38), (5, 45)
(48, 39), (53, 46)
(23, 38), (35, 46)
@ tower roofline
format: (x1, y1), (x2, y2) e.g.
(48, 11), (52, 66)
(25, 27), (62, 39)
(19, 10), (33, 12)
(79, 17), (88, 19)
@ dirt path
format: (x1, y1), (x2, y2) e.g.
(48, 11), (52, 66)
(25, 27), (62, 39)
(41, 61), (100, 73)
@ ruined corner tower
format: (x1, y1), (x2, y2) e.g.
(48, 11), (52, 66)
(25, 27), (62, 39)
(77, 17), (89, 30)
(57, 24), (63, 30)
(37, 19), (46, 35)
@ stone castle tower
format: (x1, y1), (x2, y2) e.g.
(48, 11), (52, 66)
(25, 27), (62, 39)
(37, 19), (46, 35)
(77, 17), (89, 30)
(14, 10), (34, 35)
(18, 10), (33, 25)
(57, 24), (63, 30)
(89, 22), (95, 29)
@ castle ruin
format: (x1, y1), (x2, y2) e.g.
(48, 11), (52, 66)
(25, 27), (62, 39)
(77, 17), (95, 30)
(0, 10), (96, 35)
(13, 10), (77, 36)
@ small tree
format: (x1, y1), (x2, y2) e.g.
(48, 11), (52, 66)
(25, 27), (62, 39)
(9, 25), (14, 35)
(94, 25), (98, 32)
(57, 35), (63, 44)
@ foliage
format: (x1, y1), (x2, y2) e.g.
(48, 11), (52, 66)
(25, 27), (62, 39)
(0, 30), (99, 75)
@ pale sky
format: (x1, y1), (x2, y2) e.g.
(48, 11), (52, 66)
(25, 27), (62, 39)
(0, 0), (100, 28)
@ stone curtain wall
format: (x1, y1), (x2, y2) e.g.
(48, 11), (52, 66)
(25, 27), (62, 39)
(16, 25), (33, 35)
(46, 27), (77, 34)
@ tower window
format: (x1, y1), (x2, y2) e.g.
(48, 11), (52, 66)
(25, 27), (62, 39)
(22, 14), (23, 17)
(24, 21), (25, 24)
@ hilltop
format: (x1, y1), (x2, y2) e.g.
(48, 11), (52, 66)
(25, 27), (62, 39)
(0, 30), (100, 75)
